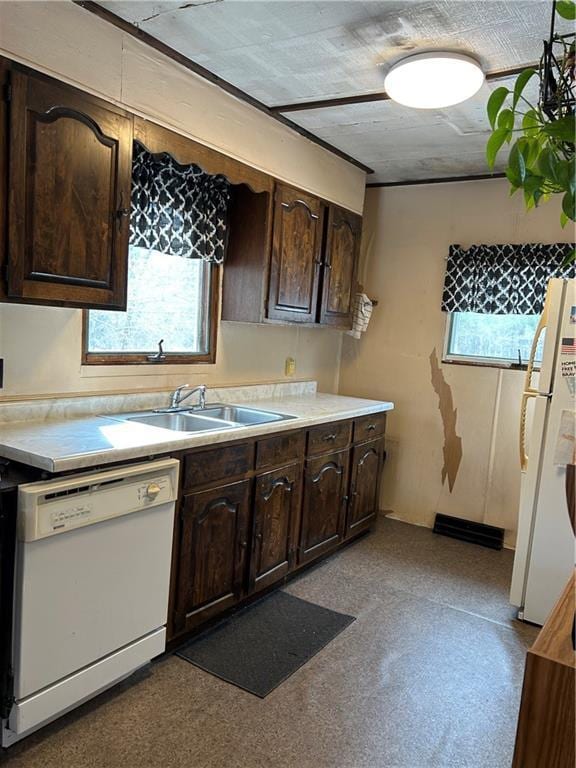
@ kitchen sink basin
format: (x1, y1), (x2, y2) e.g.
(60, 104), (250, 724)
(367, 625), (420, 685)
(107, 404), (296, 434)
(199, 405), (296, 425)
(114, 411), (237, 433)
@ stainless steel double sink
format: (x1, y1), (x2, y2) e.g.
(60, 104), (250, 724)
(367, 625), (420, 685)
(108, 404), (297, 434)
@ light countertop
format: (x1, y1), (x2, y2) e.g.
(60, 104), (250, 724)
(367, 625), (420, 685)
(0, 393), (394, 473)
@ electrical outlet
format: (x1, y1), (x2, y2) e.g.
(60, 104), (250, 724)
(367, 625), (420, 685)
(284, 357), (295, 377)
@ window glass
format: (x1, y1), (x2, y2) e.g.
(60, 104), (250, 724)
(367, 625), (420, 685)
(446, 312), (544, 365)
(87, 246), (211, 358)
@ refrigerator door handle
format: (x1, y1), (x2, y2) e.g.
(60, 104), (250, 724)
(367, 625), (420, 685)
(524, 296), (549, 393)
(519, 391), (539, 472)
(519, 287), (553, 472)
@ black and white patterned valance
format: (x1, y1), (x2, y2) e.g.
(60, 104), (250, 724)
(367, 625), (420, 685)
(130, 143), (231, 264)
(442, 243), (575, 315)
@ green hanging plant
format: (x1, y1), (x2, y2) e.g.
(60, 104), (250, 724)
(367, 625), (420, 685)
(486, 0), (575, 233)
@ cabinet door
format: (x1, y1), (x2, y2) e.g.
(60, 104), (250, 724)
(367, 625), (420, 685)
(299, 448), (349, 565)
(346, 438), (383, 538)
(267, 183), (323, 323)
(174, 480), (250, 633)
(250, 463), (302, 594)
(7, 68), (132, 309)
(319, 206), (361, 329)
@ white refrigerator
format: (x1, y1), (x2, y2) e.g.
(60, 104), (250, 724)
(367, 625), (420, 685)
(510, 277), (575, 626)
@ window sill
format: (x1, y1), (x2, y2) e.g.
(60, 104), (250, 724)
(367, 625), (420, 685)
(442, 357), (531, 372)
(82, 354), (215, 366)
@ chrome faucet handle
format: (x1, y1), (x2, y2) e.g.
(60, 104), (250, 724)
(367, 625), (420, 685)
(170, 384), (190, 408)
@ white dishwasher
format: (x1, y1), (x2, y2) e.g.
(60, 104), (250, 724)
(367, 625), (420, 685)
(2, 457), (179, 747)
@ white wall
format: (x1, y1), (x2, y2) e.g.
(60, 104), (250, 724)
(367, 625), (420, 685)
(339, 179), (571, 546)
(0, 0), (357, 400)
(0, 306), (343, 397)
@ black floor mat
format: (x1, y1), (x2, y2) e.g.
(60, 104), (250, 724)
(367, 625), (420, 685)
(176, 591), (355, 697)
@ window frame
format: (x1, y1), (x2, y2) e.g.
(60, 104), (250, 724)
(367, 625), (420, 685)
(442, 312), (536, 371)
(82, 261), (220, 366)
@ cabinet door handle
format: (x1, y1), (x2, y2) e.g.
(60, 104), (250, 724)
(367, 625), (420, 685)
(323, 433), (337, 441)
(116, 208), (130, 218)
(263, 477), (293, 501)
(367, 424), (376, 431)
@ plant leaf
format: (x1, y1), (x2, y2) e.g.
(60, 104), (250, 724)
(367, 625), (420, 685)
(556, 159), (576, 194)
(498, 108), (514, 131)
(542, 115), (576, 143)
(556, 0), (576, 20)
(508, 142), (527, 185)
(522, 109), (540, 138)
(560, 211), (569, 228)
(486, 128), (511, 169)
(517, 137), (539, 169)
(538, 147), (559, 183)
(487, 87), (509, 129)
(561, 248), (576, 267)
(562, 190), (576, 221)
(512, 69), (537, 109)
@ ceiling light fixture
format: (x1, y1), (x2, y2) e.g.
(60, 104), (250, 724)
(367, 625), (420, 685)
(384, 52), (485, 109)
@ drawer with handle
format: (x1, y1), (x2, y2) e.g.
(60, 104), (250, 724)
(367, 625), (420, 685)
(307, 420), (352, 456)
(353, 412), (386, 443)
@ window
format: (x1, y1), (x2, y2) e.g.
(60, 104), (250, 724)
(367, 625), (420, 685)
(84, 246), (216, 364)
(84, 141), (230, 365)
(445, 312), (544, 367)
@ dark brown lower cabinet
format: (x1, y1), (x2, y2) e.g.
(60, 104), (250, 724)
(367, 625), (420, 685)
(298, 448), (350, 565)
(249, 463), (302, 594)
(346, 438), (384, 538)
(174, 479), (250, 633)
(169, 417), (387, 642)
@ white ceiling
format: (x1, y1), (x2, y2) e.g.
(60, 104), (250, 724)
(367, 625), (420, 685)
(97, 0), (564, 183)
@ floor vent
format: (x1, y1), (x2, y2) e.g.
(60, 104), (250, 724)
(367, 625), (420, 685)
(433, 514), (504, 550)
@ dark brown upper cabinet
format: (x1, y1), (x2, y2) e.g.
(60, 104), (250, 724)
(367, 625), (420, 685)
(267, 183), (324, 323)
(319, 206), (361, 328)
(221, 182), (362, 330)
(5, 66), (133, 309)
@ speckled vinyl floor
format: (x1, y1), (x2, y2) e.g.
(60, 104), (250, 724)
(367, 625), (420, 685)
(0, 517), (537, 768)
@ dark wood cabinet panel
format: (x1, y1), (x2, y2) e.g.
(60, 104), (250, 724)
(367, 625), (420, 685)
(267, 183), (323, 323)
(250, 463), (302, 594)
(7, 67), (132, 308)
(353, 412), (387, 444)
(182, 442), (254, 491)
(319, 206), (361, 328)
(255, 430), (306, 471)
(174, 479), (251, 632)
(346, 438), (384, 538)
(299, 448), (349, 565)
(307, 420), (351, 456)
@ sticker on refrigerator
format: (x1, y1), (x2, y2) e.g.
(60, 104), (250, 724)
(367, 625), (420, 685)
(561, 359), (576, 395)
(570, 306), (576, 324)
(561, 337), (576, 354)
(553, 409), (576, 466)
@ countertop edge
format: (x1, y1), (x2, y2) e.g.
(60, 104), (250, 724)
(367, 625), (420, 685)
(0, 400), (394, 473)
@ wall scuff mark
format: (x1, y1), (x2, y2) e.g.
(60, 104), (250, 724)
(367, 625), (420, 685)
(429, 348), (462, 492)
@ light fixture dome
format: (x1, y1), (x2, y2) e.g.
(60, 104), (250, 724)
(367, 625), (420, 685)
(384, 52), (485, 109)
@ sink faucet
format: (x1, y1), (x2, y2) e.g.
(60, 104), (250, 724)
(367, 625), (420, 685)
(170, 384), (207, 410)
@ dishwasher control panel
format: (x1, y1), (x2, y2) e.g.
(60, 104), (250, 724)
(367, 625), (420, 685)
(17, 459), (180, 541)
